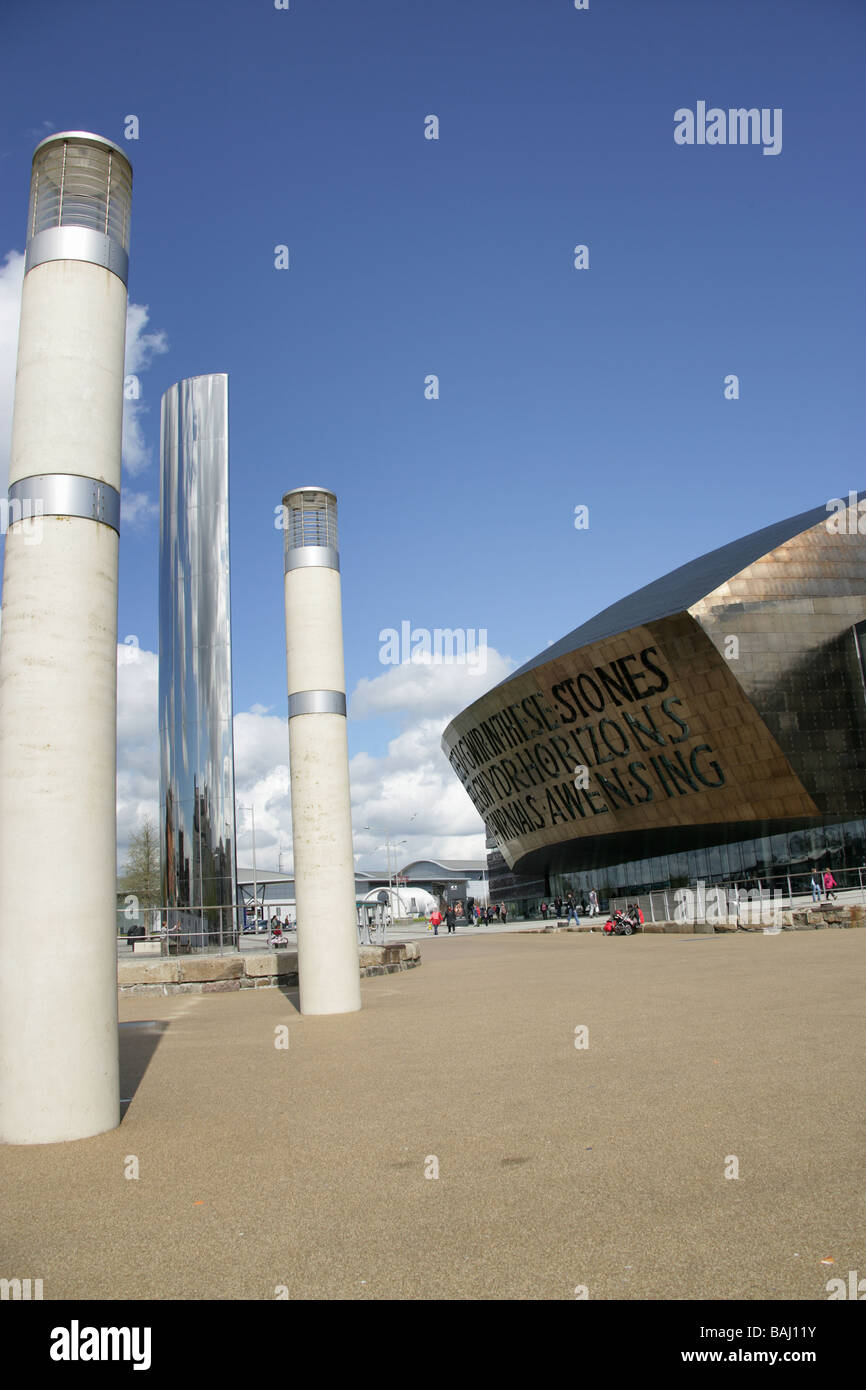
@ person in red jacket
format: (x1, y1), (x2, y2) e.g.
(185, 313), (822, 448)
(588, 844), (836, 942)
(430, 908), (443, 935)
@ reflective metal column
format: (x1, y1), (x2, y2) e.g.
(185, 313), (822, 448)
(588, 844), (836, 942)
(159, 375), (237, 948)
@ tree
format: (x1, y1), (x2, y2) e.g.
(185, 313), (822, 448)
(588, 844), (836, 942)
(119, 818), (161, 907)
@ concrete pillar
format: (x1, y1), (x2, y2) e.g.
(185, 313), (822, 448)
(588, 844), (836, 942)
(0, 133), (132, 1143)
(282, 487), (361, 1015)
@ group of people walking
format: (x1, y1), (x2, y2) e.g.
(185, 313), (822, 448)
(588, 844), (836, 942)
(429, 902), (508, 933)
(540, 890), (599, 922)
(454, 900), (508, 925)
(811, 869), (838, 902)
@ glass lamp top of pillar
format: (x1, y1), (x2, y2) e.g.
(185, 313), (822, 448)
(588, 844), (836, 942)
(27, 132), (132, 251)
(282, 487), (339, 553)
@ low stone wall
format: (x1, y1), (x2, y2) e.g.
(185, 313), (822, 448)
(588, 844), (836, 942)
(118, 942), (421, 996)
(775, 903), (866, 931)
(540, 920), (712, 935)
(537, 905), (866, 936)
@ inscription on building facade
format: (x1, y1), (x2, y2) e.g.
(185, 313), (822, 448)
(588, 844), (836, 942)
(447, 646), (727, 849)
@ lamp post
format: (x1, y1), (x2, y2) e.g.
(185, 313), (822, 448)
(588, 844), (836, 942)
(363, 814), (417, 939)
(388, 837), (408, 934)
(0, 132), (133, 1144)
(363, 830), (407, 942)
(237, 803), (258, 926)
(282, 487), (360, 1014)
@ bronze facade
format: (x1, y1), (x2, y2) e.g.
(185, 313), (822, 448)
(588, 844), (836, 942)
(442, 501), (866, 900)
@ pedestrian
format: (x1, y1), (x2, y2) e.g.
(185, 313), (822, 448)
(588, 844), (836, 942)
(588, 889), (599, 917)
(540, 901), (548, 920)
(823, 869), (838, 902)
(500, 903), (507, 924)
(445, 907), (456, 934)
(430, 908), (443, 935)
(554, 896), (562, 920)
(810, 870), (821, 903)
(565, 892), (579, 925)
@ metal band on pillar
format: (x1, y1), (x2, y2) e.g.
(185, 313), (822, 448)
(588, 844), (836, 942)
(7, 475), (121, 532)
(25, 227), (129, 286)
(287, 690), (347, 718)
(285, 545), (340, 573)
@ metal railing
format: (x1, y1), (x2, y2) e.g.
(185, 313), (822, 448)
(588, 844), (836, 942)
(608, 865), (860, 926)
(117, 902), (405, 955)
(117, 904), (242, 956)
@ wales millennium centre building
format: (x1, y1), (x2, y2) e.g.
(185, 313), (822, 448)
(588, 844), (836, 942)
(442, 498), (866, 912)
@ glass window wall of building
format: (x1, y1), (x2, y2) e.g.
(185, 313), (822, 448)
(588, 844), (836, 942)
(498, 817), (866, 919)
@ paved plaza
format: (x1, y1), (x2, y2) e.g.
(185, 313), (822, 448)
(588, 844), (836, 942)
(2, 929), (863, 1300)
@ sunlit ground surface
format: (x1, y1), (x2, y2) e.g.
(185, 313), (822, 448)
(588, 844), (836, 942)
(2, 929), (862, 1300)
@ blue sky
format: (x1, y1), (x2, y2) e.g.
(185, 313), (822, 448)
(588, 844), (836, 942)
(1, 0), (864, 870)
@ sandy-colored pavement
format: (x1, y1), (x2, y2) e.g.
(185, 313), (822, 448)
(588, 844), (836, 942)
(1, 929), (863, 1301)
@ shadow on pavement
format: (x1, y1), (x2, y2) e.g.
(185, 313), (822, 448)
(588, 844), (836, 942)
(119, 1020), (170, 1119)
(276, 985), (301, 1013)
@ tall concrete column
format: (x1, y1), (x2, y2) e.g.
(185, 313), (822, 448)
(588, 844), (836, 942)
(0, 133), (132, 1143)
(282, 487), (361, 1015)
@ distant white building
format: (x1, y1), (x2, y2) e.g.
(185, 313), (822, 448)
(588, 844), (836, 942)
(236, 857), (489, 920)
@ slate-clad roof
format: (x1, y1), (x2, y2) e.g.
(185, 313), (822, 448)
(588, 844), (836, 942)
(507, 499), (837, 682)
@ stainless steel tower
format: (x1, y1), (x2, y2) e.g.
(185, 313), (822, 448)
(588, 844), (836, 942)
(0, 132), (132, 1143)
(159, 375), (237, 946)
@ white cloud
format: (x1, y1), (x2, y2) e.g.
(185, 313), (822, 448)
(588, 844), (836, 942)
(233, 709), (292, 871)
(121, 489), (158, 528)
(116, 642), (160, 869)
(344, 650), (515, 868)
(0, 247), (167, 490)
(122, 303), (168, 477)
(114, 647), (507, 879)
(350, 646), (514, 721)
(230, 651), (513, 874)
(23, 121), (54, 144)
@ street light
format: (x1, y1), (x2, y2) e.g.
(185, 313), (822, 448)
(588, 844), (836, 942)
(237, 803), (258, 923)
(362, 826), (409, 941)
